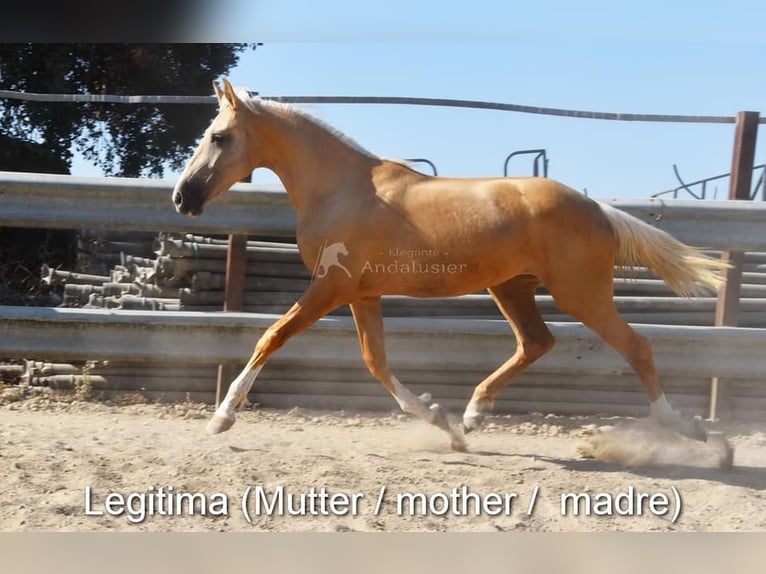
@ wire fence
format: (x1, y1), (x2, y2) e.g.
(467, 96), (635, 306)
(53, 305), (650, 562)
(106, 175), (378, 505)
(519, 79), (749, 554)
(2, 89), (765, 124)
(2, 89), (763, 199)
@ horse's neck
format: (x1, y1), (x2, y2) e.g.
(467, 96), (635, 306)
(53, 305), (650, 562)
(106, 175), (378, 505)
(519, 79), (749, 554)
(254, 106), (377, 212)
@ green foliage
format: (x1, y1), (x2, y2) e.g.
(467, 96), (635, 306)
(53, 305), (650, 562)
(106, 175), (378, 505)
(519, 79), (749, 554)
(0, 44), (252, 177)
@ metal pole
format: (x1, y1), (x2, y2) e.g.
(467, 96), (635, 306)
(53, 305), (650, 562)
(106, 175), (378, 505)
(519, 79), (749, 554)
(710, 110), (760, 420)
(222, 234), (248, 311)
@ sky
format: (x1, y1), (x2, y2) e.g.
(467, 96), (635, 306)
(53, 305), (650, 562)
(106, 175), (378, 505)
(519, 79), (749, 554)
(71, 1), (766, 200)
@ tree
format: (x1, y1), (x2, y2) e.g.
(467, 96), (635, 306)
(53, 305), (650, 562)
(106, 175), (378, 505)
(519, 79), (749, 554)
(0, 44), (254, 305)
(0, 44), (253, 177)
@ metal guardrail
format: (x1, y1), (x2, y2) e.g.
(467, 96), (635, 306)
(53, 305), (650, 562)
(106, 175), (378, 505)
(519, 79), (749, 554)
(607, 198), (766, 252)
(0, 171), (295, 237)
(2, 171), (766, 250)
(2, 307), (766, 380)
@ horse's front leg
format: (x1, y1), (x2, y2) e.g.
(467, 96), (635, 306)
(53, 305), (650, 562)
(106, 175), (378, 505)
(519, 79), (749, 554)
(349, 297), (466, 451)
(206, 279), (344, 435)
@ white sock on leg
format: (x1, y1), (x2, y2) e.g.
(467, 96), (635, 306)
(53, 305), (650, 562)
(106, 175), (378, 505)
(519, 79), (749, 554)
(650, 393), (674, 419)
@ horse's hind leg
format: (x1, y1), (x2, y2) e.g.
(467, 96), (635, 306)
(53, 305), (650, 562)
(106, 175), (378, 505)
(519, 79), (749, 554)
(463, 275), (555, 432)
(349, 297), (466, 451)
(547, 272), (707, 441)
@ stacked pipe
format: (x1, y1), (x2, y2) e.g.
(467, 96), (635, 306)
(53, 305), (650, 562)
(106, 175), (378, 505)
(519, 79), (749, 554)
(20, 360), (218, 402)
(155, 235), (307, 313)
(75, 229), (157, 276)
(47, 231), (766, 327)
(43, 229), (172, 310)
(160, 236), (766, 326)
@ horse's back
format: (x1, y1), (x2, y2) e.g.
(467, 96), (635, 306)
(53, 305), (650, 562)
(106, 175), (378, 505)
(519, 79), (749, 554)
(398, 173), (608, 234)
(422, 174), (617, 276)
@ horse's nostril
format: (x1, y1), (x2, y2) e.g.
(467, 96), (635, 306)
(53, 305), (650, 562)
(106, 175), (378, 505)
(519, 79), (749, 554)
(172, 190), (184, 207)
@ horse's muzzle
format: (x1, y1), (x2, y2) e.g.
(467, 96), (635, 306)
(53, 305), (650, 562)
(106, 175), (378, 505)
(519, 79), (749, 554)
(172, 185), (203, 217)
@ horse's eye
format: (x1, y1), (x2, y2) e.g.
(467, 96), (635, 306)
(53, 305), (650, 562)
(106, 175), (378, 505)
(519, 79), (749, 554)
(211, 132), (226, 144)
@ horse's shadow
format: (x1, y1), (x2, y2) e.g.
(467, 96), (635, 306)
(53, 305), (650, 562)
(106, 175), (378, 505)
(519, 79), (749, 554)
(469, 448), (766, 490)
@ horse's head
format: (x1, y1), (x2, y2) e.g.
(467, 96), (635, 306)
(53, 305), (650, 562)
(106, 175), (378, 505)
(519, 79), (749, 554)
(172, 79), (253, 217)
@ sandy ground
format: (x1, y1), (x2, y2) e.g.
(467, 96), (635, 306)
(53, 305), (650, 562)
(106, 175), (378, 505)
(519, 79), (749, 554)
(0, 394), (764, 532)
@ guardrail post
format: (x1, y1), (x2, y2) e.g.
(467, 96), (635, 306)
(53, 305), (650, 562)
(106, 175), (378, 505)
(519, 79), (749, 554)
(710, 110), (760, 420)
(216, 174), (251, 406)
(222, 234), (248, 312)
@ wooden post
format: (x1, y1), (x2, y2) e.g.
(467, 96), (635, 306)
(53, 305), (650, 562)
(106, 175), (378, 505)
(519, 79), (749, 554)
(216, 175), (251, 406)
(709, 111), (759, 420)
(222, 234), (248, 311)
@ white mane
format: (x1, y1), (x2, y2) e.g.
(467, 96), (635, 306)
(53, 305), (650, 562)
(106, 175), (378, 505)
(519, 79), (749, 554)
(236, 88), (378, 160)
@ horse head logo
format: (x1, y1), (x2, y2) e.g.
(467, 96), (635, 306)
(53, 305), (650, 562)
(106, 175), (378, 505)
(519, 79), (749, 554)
(312, 241), (352, 279)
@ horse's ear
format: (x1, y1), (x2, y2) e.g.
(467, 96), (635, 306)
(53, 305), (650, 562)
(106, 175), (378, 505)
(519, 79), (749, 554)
(221, 78), (239, 110)
(212, 80), (224, 102)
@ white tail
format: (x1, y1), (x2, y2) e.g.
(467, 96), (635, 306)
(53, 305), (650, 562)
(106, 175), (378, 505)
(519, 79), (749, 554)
(599, 202), (728, 297)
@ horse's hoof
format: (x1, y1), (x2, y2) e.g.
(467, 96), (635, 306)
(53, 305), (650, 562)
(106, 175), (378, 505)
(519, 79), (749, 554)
(206, 415), (235, 435)
(462, 412), (485, 434)
(717, 435), (734, 470)
(428, 403), (467, 451)
(429, 403), (451, 433)
(462, 400), (490, 434)
(682, 417), (708, 442)
(656, 412), (708, 442)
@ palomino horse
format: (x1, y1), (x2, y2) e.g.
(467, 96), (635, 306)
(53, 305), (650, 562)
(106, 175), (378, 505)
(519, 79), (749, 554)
(173, 79), (726, 450)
